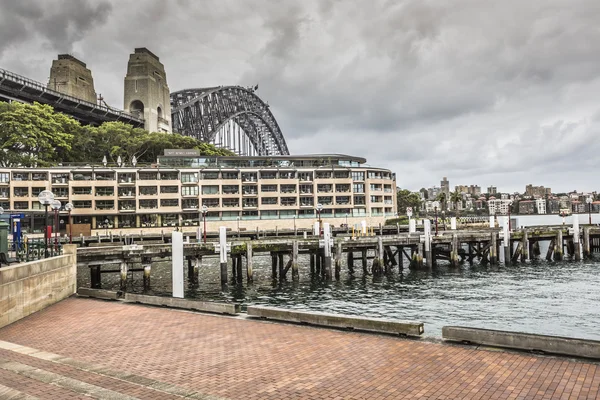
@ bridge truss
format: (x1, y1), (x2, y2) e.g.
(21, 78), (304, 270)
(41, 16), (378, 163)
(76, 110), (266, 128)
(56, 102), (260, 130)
(170, 87), (290, 156)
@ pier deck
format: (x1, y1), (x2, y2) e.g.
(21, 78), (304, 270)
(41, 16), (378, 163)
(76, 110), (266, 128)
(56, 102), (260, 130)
(0, 297), (598, 399)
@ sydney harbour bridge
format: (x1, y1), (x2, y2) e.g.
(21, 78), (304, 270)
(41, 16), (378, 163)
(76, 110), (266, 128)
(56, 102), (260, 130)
(0, 56), (290, 156)
(170, 86), (289, 156)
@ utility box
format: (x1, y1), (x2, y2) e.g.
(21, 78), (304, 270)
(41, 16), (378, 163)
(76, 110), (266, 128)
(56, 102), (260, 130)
(0, 220), (9, 254)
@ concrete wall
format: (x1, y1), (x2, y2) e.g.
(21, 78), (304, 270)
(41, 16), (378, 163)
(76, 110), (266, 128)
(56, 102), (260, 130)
(0, 245), (77, 328)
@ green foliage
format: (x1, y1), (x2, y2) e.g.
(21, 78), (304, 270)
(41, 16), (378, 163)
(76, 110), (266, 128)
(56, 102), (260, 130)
(385, 216), (410, 225)
(0, 102), (235, 167)
(396, 189), (421, 215)
(436, 192), (447, 210)
(0, 102), (79, 167)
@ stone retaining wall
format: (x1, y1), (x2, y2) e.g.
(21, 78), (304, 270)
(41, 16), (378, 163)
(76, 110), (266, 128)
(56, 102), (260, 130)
(0, 245), (77, 328)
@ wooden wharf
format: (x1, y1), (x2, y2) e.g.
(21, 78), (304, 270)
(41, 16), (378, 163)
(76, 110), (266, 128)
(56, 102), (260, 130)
(76, 224), (600, 290)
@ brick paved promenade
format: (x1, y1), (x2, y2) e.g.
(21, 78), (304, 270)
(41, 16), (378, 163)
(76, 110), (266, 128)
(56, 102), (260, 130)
(0, 297), (598, 399)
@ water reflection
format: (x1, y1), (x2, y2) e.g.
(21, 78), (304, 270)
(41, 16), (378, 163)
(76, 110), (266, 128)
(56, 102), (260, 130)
(78, 255), (600, 340)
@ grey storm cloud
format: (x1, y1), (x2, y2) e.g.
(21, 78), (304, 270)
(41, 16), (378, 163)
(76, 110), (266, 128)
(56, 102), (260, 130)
(1, 0), (600, 193)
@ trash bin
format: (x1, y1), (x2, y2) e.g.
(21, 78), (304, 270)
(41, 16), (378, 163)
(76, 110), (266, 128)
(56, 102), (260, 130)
(0, 220), (8, 254)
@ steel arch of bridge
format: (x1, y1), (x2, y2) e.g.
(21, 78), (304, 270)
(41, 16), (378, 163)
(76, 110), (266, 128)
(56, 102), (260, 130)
(170, 86), (289, 156)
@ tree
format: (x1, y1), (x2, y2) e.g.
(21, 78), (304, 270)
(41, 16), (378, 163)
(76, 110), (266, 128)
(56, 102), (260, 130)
(450, 190), (462, 215)
(0, 102), (78, 167)
(436, 192), (447, 211)
(397, 189), (421, 214)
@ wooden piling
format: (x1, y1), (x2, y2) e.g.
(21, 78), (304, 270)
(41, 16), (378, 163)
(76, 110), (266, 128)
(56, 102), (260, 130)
(361, 249), (368, 275)
(334, 242), (342, 280)
(521, 230), (528, 262)
(450, 234), (459, 268)
(278, 253), (285, 280)
(271, 253), (278, 279)
(347, 250), (354, 274)
(546, 238), (555, 261)
(246, 243), (254, 283)
(236, 255), (243, 283)
(187, 258), (194, 282)
(583, 227), (591, 259)
(231, 256), (237, 282)
(310, 252), (315, 274)
(120, 261), (127, 291)
(555, 230), (563, 261)
(292, 241), (299, 281)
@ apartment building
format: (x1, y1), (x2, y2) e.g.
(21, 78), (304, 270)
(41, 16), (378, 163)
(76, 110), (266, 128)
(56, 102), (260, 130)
(0, 154), (396, 235)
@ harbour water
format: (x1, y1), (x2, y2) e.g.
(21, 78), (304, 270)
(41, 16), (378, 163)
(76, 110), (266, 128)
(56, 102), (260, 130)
(78, 252), (600, 340)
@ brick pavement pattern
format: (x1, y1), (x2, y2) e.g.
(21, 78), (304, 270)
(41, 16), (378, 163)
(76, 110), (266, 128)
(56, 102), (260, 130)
(0, 297), (598, 400)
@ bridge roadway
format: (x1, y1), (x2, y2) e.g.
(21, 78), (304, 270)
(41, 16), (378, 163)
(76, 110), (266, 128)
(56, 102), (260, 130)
(0, 68), (144, 127)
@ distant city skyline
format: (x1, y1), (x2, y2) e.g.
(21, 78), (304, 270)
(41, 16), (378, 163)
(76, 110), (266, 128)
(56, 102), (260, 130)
(1, 0), (599, 192)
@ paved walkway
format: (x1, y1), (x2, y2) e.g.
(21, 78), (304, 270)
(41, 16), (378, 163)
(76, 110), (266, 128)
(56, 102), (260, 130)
(0, 297), (598, 399)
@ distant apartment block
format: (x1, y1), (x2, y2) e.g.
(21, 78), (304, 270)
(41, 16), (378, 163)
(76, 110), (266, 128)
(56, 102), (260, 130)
(488, 199), (512, 215)
(440, 177), (450, 194)
(536, 198), (546, 214)
(487, 185), (497, 195)
(0, 154), (396, 235)
(525, 184), (551, 198)
(518, 200), (535, 214)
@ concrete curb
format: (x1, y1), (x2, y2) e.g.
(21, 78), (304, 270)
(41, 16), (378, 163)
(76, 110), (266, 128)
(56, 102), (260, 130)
(77, 288), (240, 315)
(442, 326), (600, 360)
(247, 305), (424, 337)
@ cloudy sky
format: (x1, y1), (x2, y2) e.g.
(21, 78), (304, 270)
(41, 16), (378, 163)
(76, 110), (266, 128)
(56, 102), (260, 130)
(1, 0), (600, 193)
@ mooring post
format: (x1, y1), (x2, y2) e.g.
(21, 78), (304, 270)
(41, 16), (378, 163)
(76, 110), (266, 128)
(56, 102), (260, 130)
(310, 252), (315, 274)
(316, 250), (322, 275)
(187, 257), (194, 282)
(573, 217), (581, 261)
(278, 253), (285, 280)
(583, 226), (591, 259)
(490, 233), (497, 265)
(424, 219), (432, 269)
(172, 230), (185, 297)
(521, 229), (528, 262)
(323, 223), (332, 280)
(347, 250), (354, 274)
(236, 255), (243, 283)
(417, 242), (424, 268)
(218, 226), (228, 285)
(555, 229), (563, 261)
(292, 241), (299, 281)
(231, 256), (237, 282)
(246, 242), (254, 283)
(503, 217), (511, 265)
(194, 256), (201, 284)
(361, 249), (368, 274)
(373, 235), (384, 275)
(119, 261), (128, 291)
(271, 252), (278, 278)
(450, 234), (459, 268)
(334, 241), (342, 280)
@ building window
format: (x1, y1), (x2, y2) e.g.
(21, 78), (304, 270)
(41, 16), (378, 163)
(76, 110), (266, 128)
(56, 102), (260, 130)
(182, 199), (199, 209)
(12, 172), (30, 181)
(336, 196), (350, 205)
(370, 184), (382, 191)
(317, 184), (332, 193)
(96, 200), (115, 210)
(96, 172), (115, 181)
(243, 198), (258, 208)
(281, 197), (297, 206)
(279, 171), (296, 179)
(160, 172), (179, 180)
(261, 197), (278, 205)
(242, 186), (257, 195)
(160, 186), (178, 194)
(222, 185), (239, 194)
(73, 187), (92, 195)
(335, 184), (351, 192)
(317, 196), (333, 205)
(298, 172), (313, 182)
(261, 185), (277, 193)
(202, 198), (219, 207)
(119, 200), (135, 211)
(260, 171), (277, 179)
(281, 184), (296, 193)
(242, 173), (257, 182)
(54, 187), (68, 197)
(352, 172), (364, 181)
(160, 199), (179, 207)
(181, 186), (199, 196)
(334, 171), (349, 179)
(118, 187), (135, 197)
(139, 172), (158, 180)
(316, 171), (332, 179)
(14, 188), (29, 197)
(13, 201), (28, 210)
(354, 195), (366, 205)
(299, 184), (313, 194)
(202, 185), (219, 195)
(96, 187), (114, 196)
(139, 186), (157, 195)
(181, 172), (198, 183)
(73, 200), (92, 209)
(223, 198), (239, 207)
(202, 172), (219, 180)
(353, 183), (364, 193)
(32, 172), (47, 181)
(139, 199), (158, 209)
(0, 173), (9, 183)
(222, 172), (239, 180)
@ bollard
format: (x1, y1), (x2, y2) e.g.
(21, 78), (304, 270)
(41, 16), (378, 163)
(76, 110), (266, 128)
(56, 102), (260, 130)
(334, 241), (342, 280)
(323, 223), (332, 280)
(292, 241), (299, 281)
(172, 231), (184, 298)
(120, 262), (128, 291)
(219, 226), (228, 284)
(246, 242), (254, 283)
(555, 229), (563, 261)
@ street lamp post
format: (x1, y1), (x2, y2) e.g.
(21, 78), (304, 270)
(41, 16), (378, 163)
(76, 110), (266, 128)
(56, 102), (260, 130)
(201, 205), (208, 243)
(316, 203), (323, 236)
(65, 202), (74, 244)
(51, 200), (61, 254)
(586, 197), (592, 224)
(38, 190), (55, 258)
